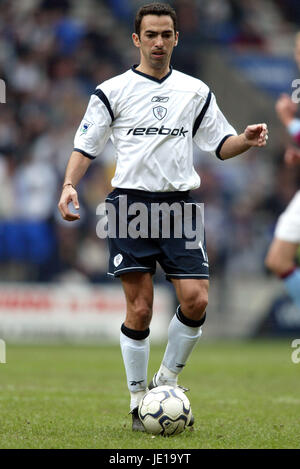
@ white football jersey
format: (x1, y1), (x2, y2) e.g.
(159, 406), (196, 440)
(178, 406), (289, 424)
(74, 66), (237, 192)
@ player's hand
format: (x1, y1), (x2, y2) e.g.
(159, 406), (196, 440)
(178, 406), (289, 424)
(275, 93), (297, 126)
(58, 184), (80, 221)
(244, 123), (268, 147)
(284, 146), (300, 166)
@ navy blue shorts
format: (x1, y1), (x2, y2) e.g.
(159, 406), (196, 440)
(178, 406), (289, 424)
(105, 188), (209, 281)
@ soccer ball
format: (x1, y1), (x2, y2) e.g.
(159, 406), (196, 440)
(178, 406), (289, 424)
(138, 385), (192, 436)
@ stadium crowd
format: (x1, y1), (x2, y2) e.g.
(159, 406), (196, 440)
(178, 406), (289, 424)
(0, 0), (299, 285)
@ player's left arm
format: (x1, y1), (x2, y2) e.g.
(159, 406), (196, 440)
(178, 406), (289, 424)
(219, 123), (268, 160)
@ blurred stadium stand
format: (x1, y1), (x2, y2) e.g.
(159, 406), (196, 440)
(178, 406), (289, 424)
(0, 0), (300, 340)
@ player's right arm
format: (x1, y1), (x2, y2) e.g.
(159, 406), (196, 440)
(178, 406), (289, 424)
(58, 151), (92, 221)
(58, 85), (115, 222)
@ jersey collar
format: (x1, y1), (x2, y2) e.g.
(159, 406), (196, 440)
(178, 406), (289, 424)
(131, 65), (173, 84)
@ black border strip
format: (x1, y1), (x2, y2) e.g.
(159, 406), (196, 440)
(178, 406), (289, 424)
(73, 148), (96, 160)
(121, 323), (150, 340)
(131, 65), (172, 84)
(93, 88), (115, 122)
(192, 90), (212, 137)
(215, 134), (234, 160)
(176, 305), (206, 327)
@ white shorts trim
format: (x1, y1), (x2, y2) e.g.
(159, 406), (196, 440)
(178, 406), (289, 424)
(107, 266), (153, 276)
(105, 195), (123, 201)
(165, 273), (209, 277)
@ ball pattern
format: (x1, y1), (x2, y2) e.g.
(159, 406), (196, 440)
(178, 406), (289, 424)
(138, 385), (192, 436)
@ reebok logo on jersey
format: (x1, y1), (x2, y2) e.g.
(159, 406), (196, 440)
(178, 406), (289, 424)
(127, 125), (188, 137)
(151, 96), (169, 102)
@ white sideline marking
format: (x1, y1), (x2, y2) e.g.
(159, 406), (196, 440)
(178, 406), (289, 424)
(0, 340), (6, 363)
(272, 397), (300, 404)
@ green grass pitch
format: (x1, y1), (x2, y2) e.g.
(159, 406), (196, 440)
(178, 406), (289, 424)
(0, 339), (299, 449)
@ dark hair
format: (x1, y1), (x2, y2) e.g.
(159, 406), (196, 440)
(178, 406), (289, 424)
(135, 3), (177, 37)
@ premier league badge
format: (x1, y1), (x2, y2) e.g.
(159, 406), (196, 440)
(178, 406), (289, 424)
(153, 106), (167, 120)
(80, 120), (93, 135)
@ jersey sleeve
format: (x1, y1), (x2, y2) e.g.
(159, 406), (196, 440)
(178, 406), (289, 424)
(73, 89), (113, 159)
(193, 91), (237, 159)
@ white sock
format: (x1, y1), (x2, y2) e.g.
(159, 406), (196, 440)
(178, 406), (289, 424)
(158, 309), (203, 381)
(120, 326), (149, 410)
(130, 390), (146, 411)
(156, 363), (178, 387)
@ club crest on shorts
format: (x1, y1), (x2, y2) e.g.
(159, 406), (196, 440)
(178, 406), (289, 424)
(153, 106), (167, 120)
(114, 253), (123, 267)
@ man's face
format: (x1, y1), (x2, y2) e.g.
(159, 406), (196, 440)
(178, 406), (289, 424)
(132, 15), (178, 71)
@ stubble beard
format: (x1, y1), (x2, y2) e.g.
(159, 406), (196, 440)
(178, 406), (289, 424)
(148, 53), (170, 71)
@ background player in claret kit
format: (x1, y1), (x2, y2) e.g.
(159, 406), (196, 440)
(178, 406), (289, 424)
(265, 32), (300, 311)
(58, 3), (268, 431)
